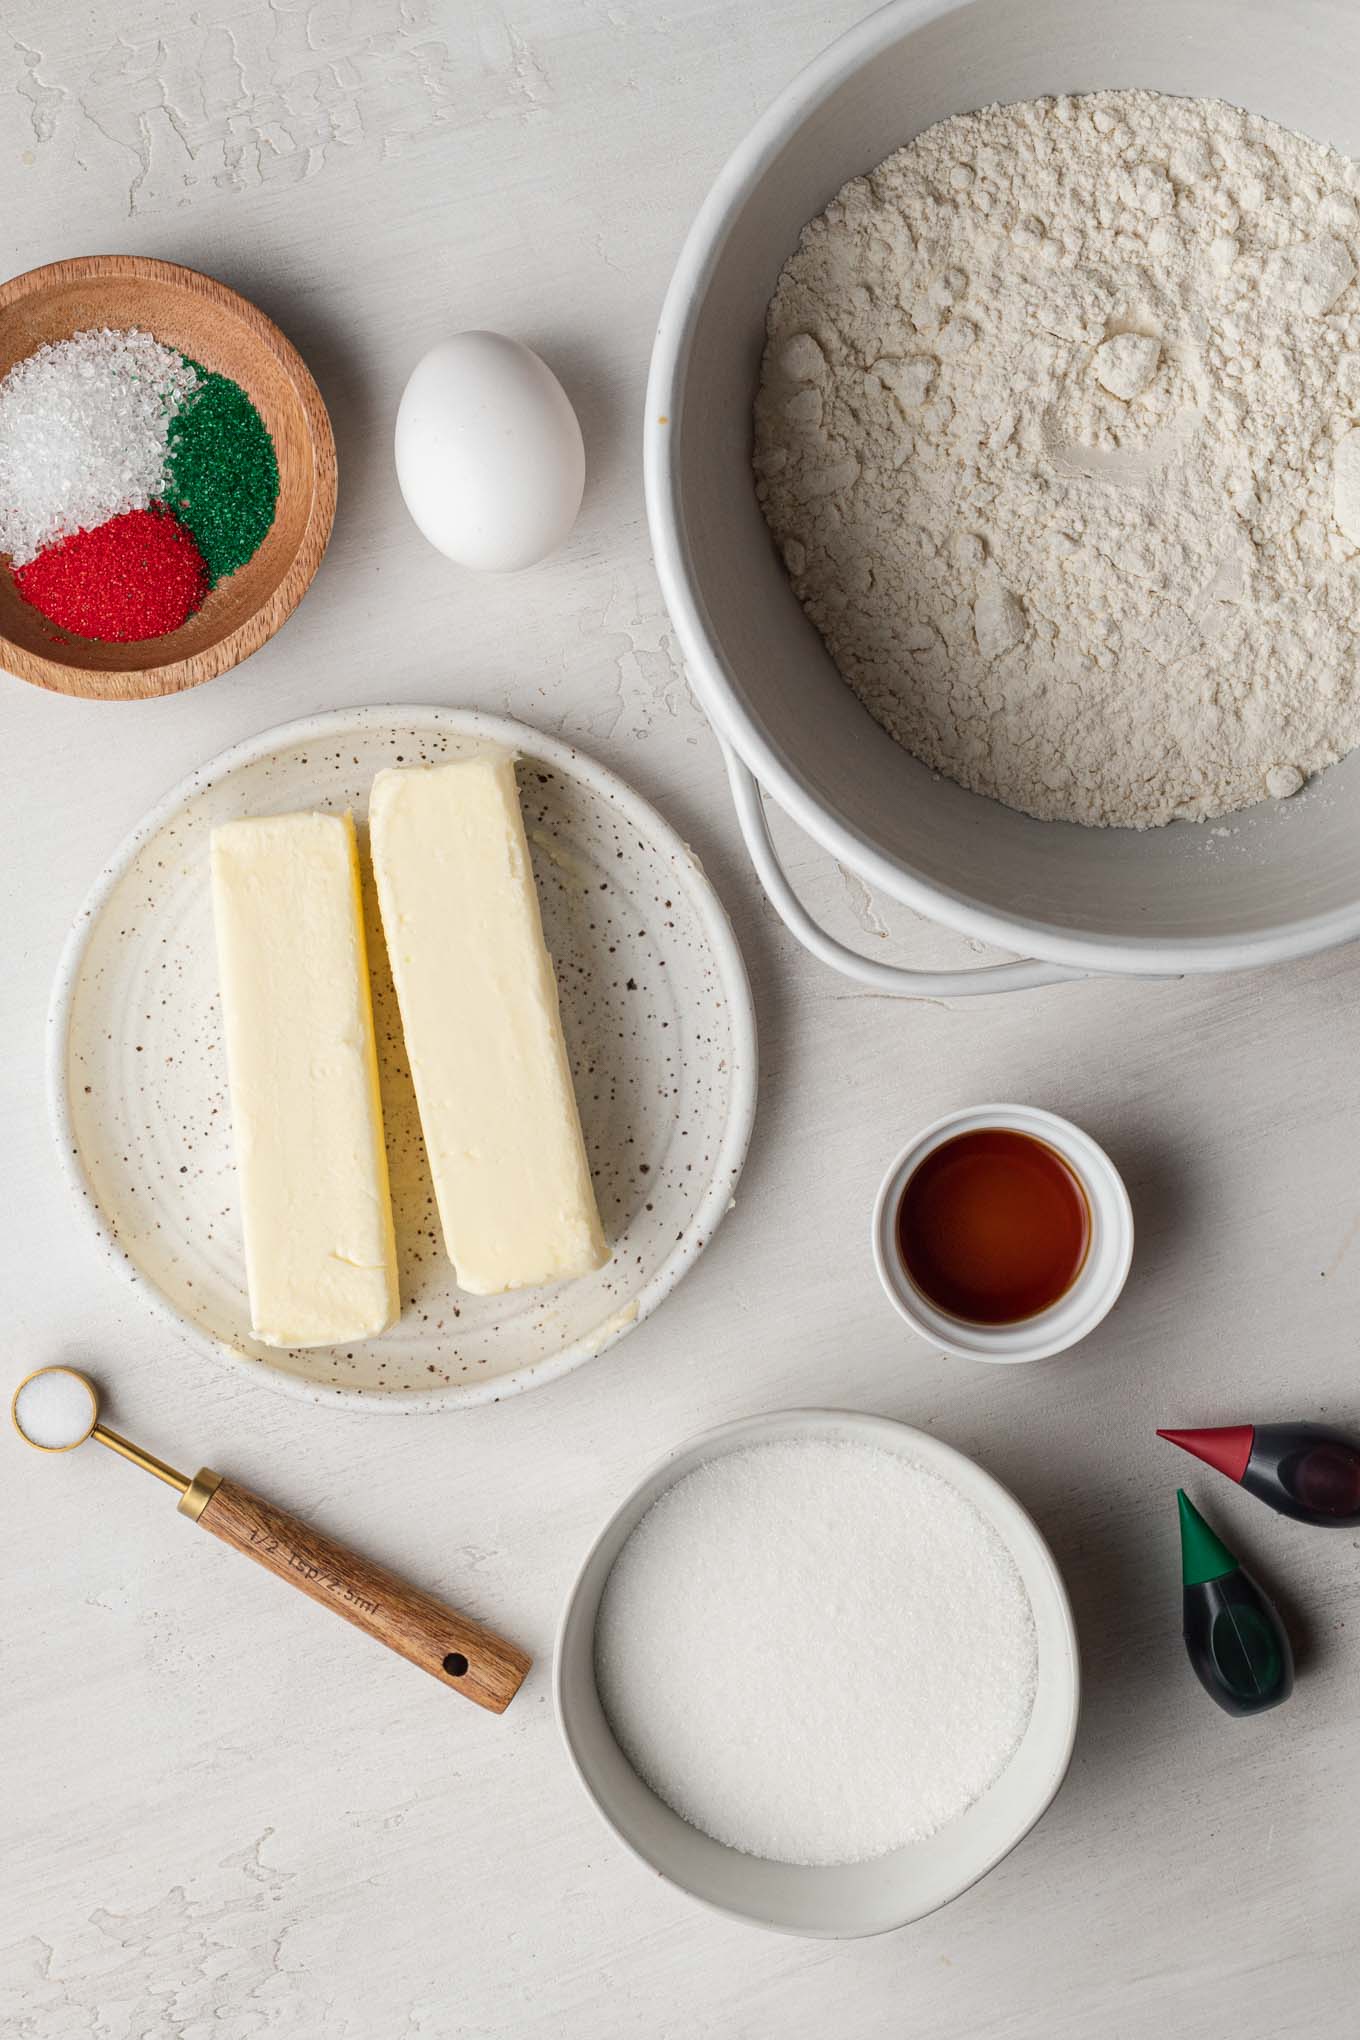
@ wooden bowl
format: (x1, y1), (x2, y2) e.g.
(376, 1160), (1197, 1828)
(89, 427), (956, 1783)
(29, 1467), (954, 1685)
(0, 256), (336, 700)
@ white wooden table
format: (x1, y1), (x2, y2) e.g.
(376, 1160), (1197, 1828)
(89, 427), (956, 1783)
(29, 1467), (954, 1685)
(3, 4), (1357, 2034)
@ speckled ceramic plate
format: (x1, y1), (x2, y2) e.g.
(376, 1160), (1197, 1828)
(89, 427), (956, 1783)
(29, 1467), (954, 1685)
(48, 707), (757, 1411)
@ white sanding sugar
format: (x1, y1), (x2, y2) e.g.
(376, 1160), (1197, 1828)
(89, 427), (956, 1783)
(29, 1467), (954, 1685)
(12, 1369), (96, 1450)
(0, 328), (197, 564)
(595, 1438), (1038, 1866)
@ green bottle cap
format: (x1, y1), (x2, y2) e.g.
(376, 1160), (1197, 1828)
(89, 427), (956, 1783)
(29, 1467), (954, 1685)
(1178, 1489), (1239, 1586)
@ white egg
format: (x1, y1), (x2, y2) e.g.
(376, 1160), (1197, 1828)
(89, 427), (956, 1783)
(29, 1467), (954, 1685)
(394, 332), (586, 572)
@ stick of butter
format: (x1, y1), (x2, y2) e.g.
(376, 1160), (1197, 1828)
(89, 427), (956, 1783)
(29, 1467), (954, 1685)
(369, 754), (608, 1295)
(211, 811), (399, 1347)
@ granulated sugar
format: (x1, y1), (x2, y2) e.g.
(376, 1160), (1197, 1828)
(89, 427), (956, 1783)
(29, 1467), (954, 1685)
(12, 1369), (96, 1450)
(594, 1438), (1037, 1866)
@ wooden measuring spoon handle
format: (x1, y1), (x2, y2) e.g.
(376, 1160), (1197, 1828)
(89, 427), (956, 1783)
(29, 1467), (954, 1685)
(181, 1472), (531, 1713)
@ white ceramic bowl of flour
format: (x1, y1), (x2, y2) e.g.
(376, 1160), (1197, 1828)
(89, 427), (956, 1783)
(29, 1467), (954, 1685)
(554, 1409), (1079, 1937)
(647, 0), (1360, 993)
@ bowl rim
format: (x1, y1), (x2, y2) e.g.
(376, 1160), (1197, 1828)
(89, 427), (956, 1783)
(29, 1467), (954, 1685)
(45, 703), (759, 1413)
(0, 253), (336, 701)
(553, 1405), (1081, 1937)
(642, 0), (1360, 977)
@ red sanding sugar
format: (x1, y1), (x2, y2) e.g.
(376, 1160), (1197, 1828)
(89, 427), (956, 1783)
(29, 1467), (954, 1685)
(14, 504), (209, 642)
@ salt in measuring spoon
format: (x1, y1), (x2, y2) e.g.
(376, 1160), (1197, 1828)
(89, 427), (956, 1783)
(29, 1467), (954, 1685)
(11, 1365), (530, 1712)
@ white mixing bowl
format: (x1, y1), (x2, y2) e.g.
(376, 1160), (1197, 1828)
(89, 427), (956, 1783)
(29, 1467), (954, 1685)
(554, 1409), (1079, 1937)
(646, 0), (1360, 995)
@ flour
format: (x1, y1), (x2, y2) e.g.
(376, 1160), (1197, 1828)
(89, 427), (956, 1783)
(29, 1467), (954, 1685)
(754, 91), (1360, 828)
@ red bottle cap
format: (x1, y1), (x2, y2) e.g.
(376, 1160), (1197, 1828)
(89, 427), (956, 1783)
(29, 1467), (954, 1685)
(1157, 1425), (1255, 1485)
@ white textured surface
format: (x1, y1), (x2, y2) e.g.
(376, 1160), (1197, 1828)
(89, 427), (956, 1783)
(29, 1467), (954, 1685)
(2, 3), (1359, 2035)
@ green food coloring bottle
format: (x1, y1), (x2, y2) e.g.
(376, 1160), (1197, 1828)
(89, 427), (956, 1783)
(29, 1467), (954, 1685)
(1177, 1490), (1294, 1718)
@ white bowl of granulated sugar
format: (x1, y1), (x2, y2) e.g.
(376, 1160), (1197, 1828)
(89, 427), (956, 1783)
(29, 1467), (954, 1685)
(554, 1409), (1079, 1937)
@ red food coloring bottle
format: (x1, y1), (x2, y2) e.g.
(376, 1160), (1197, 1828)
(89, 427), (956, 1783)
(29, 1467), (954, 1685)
(1159, 1422), (1360, 1527)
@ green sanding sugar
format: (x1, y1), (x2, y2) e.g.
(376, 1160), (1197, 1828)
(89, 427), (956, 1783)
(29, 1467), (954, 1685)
(166, 366), (278, 586)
